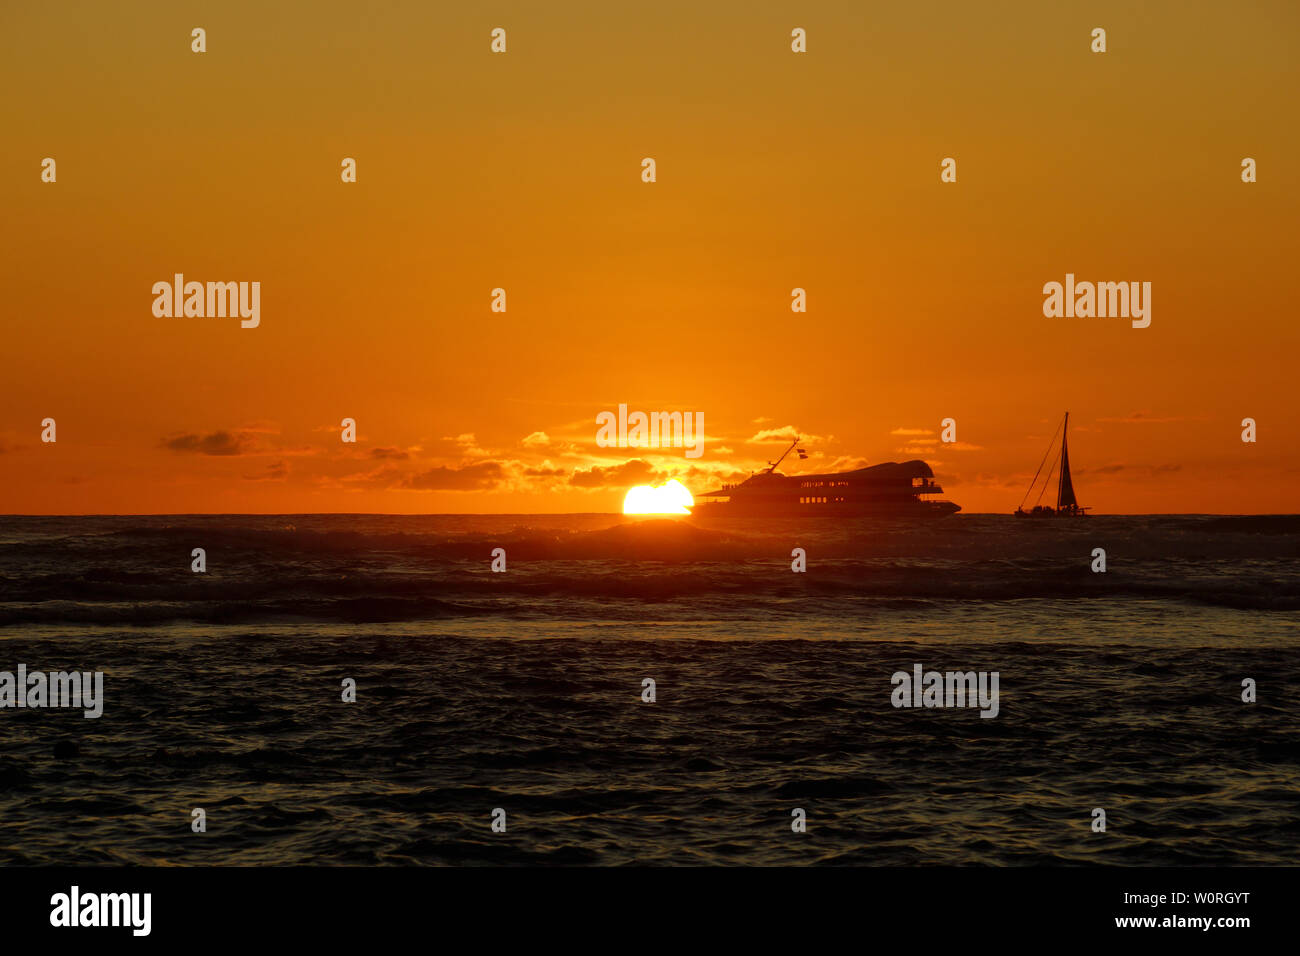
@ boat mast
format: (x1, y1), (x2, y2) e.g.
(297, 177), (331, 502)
(1056, 413), (1068, 508)
(1056, 412), (1079, 511)
(766, 436), (800, 474)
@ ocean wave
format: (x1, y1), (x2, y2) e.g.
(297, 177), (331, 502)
(1, 515), (1297, 624)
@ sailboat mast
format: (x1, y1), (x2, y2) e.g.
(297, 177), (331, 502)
(1056, 412), (1069, 508)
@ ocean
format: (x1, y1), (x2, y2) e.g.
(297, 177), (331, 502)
(1, 513), (1297, 865)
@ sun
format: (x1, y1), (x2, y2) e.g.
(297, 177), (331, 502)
(623, 479), (694, 515)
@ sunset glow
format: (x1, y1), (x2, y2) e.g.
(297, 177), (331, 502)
(2, 2), (1298, 516)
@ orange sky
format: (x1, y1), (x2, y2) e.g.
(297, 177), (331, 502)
(2, 1), (1298, 514)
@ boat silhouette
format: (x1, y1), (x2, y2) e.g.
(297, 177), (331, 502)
(695, 437), (960, 518)
(1014, 412), (1089, 517)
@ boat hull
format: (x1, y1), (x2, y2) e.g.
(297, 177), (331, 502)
(694, 455), (960, 519)
(694, 499), (960, 518)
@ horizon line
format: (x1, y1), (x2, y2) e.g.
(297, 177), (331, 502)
(2, 511), (1298, 519)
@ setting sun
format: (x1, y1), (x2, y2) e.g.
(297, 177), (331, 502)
(622, 479), (694, 515)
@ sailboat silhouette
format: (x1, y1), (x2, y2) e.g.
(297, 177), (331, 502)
(1015, 412), (1089, 517)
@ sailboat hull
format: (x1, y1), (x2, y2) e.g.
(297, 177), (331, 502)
(1014, 506), (1088, 518)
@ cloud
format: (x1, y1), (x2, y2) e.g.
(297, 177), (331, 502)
(162, 430), (256, 456)
(897, 439), (980, 455)
(522, 431), (551, 447)
(336, 465), (404, 488)
(749, 426), (824, 444)
(821, 455), (870, 472)
(244, 460), (289, 481)
(569, 459), (662, 489)
(890, 427), (936, 436)
(235, 421), (281, 435)
(1098, 412), (1183, 424)
(369, 446), (410, 460)
(444, 433), (489, 457)
(402, 460), (507, 491)
(1079, 463), (1182, 479)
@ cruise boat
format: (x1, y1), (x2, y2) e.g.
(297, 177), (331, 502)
(1014, 412), (1089, 517)
(694, 438), (960, 517)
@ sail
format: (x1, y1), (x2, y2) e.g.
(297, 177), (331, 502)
(1057, 415), (1078, 509)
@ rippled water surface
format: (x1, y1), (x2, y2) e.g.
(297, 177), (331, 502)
(1, 514), (1297, 864)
